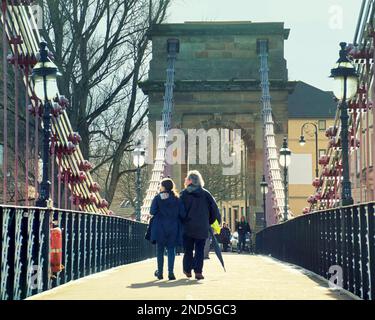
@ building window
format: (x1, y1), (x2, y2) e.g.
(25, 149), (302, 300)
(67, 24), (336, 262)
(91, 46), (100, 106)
(233, 208), (239, 223)
(319, 149), (326, 158)
(255, 212), (264, 227)
(318, 120), (326, 131)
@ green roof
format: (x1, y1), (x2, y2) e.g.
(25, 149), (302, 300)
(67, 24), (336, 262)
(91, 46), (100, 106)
(288, 81), (337, 118)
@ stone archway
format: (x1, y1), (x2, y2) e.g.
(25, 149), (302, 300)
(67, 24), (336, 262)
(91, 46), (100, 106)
(141, 21), (293, 231)
(194, 118), (255, 229)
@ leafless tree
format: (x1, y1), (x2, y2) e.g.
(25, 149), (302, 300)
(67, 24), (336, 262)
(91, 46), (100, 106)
(39, 0), (171, 204)
(190, 143), (245, 203)
(116, 152), (150, 209)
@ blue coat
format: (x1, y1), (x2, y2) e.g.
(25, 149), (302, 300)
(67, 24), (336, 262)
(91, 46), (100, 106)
(180, 185), (221, 240)
(150, 192), (186, 247)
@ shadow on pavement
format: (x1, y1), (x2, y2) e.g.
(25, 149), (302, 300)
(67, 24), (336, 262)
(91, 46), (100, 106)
(128, 278), (203, 289)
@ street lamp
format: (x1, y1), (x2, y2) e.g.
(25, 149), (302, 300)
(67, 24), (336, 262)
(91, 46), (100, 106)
(260, 175), (268, 229)
(330, 42), (358, 206)
(299, 122), (319, 178)
(133, 141), (145, 221)
(32, 42), (61, 207)
(279, 137), (291, 222)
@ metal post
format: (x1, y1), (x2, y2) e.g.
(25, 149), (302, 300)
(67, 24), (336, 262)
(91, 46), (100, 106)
(136, 165), (141, 221)
(36, 99), (51, 207)
(314, 129), (319, 178)
(300, 123), (319, 178)
(341, 77), (353, 206)
(283, 164), (288, 221)
(263, 192), (267, 229)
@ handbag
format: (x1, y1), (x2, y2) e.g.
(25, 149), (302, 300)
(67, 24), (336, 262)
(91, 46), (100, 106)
(145, 216), (156, 244)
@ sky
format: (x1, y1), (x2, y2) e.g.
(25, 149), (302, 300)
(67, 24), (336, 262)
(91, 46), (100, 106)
(166, 0), (361, 91)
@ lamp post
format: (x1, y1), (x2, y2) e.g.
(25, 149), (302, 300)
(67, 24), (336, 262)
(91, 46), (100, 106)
(133, 142), (145, 221)
(260, 175), (268, 229)
(299, 122), (319, 178)
(32, 42), (61, 207)
(279, 137), (291, 222)
(330, 42), (358, 206)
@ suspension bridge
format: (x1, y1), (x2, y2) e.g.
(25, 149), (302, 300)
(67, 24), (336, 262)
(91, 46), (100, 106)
(0, 0), (374, 301)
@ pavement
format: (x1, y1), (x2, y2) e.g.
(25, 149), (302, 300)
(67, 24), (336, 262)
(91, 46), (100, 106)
(28, 253), (356, 300)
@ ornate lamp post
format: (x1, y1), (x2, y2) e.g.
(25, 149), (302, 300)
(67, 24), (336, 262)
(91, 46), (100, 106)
(32, 42), (61, 207)
(299, 122), (319, 178)
(279, 137), (291, 222)
(330, 42), (358, 206)
(133, 142), (145, 221)
(260, 175), (268, 228)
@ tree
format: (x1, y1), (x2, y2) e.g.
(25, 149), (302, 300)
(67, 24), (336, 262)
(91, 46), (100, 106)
(40, 0), (171, 204)
(190, 140), (245, 203)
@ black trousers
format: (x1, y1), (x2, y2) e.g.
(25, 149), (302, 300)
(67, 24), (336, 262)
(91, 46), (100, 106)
(223, 242), (229, 252)
(183, 235), (206, 273)
(238, 235), (246, 253)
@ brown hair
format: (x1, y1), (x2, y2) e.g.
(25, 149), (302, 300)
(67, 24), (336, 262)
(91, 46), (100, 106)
(161, 178), (179, 198)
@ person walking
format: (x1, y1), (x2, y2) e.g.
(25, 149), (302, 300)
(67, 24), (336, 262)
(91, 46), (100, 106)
(236, 216), (251, 254)
(220, 223), (231, 252)
(150, 178), (186, 280)
(180, 170), (221, 280)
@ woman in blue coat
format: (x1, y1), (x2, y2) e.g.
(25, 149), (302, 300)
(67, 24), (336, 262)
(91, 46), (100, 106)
(150, 178), (186, 280)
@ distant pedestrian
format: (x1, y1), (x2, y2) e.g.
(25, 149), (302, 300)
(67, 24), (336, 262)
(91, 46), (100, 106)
(180, 170), (221, 280)
(236, 216), (251, 254)
(150, 178), (186, 280)
(220, 223), (231, 252)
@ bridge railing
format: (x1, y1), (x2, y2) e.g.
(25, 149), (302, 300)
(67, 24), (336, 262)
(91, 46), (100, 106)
(0, 206), (155, 300)
(256, 202), (375, 300)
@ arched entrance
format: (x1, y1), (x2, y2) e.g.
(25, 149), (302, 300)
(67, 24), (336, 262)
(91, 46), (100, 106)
(141, 21), (293, 231)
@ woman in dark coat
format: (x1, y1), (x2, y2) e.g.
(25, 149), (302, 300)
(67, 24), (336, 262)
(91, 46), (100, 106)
(180, 170), (221, 280)
(150, 178), (186, 280)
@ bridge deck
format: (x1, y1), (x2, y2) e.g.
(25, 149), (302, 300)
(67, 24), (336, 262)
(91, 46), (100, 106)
(28, 253), (354, 300)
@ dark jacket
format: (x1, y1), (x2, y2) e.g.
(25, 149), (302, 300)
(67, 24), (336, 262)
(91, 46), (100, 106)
(150, 192), (186, 247)
(180, 185), (221, 240)
(236, 221), (251, 237)
(219, 227), (231, 243)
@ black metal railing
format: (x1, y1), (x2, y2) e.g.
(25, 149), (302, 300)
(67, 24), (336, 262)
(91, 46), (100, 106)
(0, 206), (155, 300)
(256, 202), (375, 300)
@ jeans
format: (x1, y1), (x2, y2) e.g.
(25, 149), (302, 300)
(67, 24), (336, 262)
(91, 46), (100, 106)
(157, 244), (176, 274)
(183, 235), (206, 274)
(238, 234), (246, 253)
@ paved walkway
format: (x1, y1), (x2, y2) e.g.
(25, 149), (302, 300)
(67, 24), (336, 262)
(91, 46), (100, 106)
(29, 253), (355, 300)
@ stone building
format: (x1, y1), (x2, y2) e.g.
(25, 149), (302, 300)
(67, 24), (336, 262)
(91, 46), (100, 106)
(287, 81), (336, 216)
(140, 21), (292, 231)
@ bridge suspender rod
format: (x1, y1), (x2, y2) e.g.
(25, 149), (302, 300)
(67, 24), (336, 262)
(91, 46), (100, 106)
(0, 2), (109, 214)
(140, 39), (179, 222)
(2, 1), (8, 203)
(258, 40), (291, 223)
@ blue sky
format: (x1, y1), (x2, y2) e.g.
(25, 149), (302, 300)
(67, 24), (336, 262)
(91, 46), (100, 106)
(166, 0), (360, 91)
